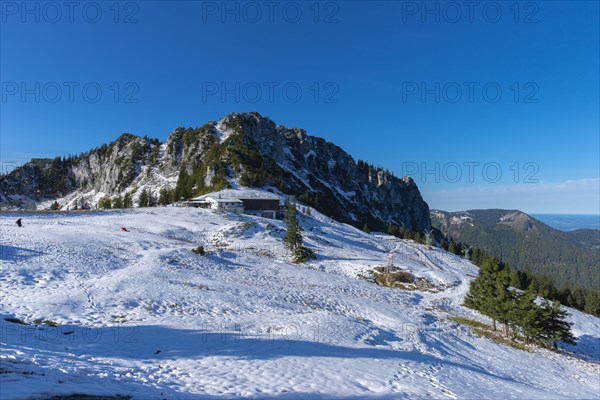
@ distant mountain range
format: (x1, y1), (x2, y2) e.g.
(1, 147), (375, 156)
(431, 209), (600, 290)
(531, 214), (600, 232)
(0, 112), (431, 232)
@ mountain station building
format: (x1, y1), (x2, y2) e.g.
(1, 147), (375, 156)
(184, 192), (280, 219)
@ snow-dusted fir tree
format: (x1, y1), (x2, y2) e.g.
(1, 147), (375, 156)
(283, 197), (302, 253)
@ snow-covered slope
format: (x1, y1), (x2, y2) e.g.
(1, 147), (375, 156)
(1, 206), (598, 399)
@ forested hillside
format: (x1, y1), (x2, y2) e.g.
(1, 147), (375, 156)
(431, 209), (600, 291)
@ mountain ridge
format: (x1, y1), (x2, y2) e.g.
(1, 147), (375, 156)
(0, 112), (431, 232)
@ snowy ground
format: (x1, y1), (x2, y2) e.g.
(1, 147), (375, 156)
(1, 206), (599, 399)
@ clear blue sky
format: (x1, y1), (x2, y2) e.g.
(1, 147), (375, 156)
(1, 1), (598, 214)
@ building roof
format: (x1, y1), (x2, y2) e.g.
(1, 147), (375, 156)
(237, 197), (279, 202)
(191, 190), (279, 202)
(205, 196), (243, 204)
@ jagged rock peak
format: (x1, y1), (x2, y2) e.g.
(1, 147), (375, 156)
(0, 112), (432, 232)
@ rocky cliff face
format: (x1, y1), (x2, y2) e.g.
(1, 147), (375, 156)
(0, 133), (158, 207)
(0, 112), (431, 232)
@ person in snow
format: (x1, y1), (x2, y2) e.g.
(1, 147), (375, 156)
(121, 227), (128, 232)
(16, 218), (22, 227)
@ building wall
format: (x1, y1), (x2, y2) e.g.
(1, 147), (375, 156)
(239, 199), (279, 212)
(198, 196), (280, 217)
(247, 210), (277, 219)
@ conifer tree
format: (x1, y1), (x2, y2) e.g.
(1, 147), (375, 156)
(112, 195), (124, 209)
(138, 189), (149, 207)
(175, 167), (191, 201)
(400, 228), (410, 240)
(387, 224), (398, 236)
(98, 196), (112, 209)
(283, 197), (302, 252)
(282, 197), (313, 263)
(159, 188), (171, 206)
(148, 191), (157, 207)
(511, 288), (544, 343)
(465, 257), (511, 331)
(123, 192), (133, 208)
(489, 266), (515, 336)
(466, 254), (577, 346)
(448, 241), (456, 255)
(584, 291), (600, 316)
(539, 300), (577, 349)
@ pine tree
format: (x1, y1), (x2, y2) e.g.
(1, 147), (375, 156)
(413, 232), (424, 244)
(466, 252), (579, 347)
(138, 189), (149, 207)
(448, 241), (456, 255)
(50, 201), (60, 210)
(112, 195), (124, 209)
(159, 188), (171, 206)
(98, 196), (112, 209)
(465, 257), (512, 332)
(123, 192), (133, 208)
(511, 288), (544, 343)
(148, 191), (157, 207)
(464, 276), (489, 321)
(489, 266), (514, 336)
(571, 288), (587, 310)
(400, 227), (409, 239)
(584, 290), (600, 316)
(175, 167), (191, 201)
(283, 197), (302, 252)
(363, 223), (370, 233)
(387, 224), (398, 236)
(539, 300), (577, 349)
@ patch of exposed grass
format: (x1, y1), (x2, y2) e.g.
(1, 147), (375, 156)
(448, 316), (489, 330)
(6, 317), (60, 327)
(32, 319), (58, 327)
(372, 270), (443, 293)
(472, 327), (530, 352)
(357, 272), (374, 283)
(449, 315), (531, 352)
(110, 314), (127, 323)
(374, 270), (414, 287)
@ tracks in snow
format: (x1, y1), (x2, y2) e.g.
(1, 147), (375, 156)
(390, 361), (458, 399)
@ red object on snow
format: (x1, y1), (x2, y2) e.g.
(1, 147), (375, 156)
(121, 227), (128, 232)
(466, 274), (477, 278)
